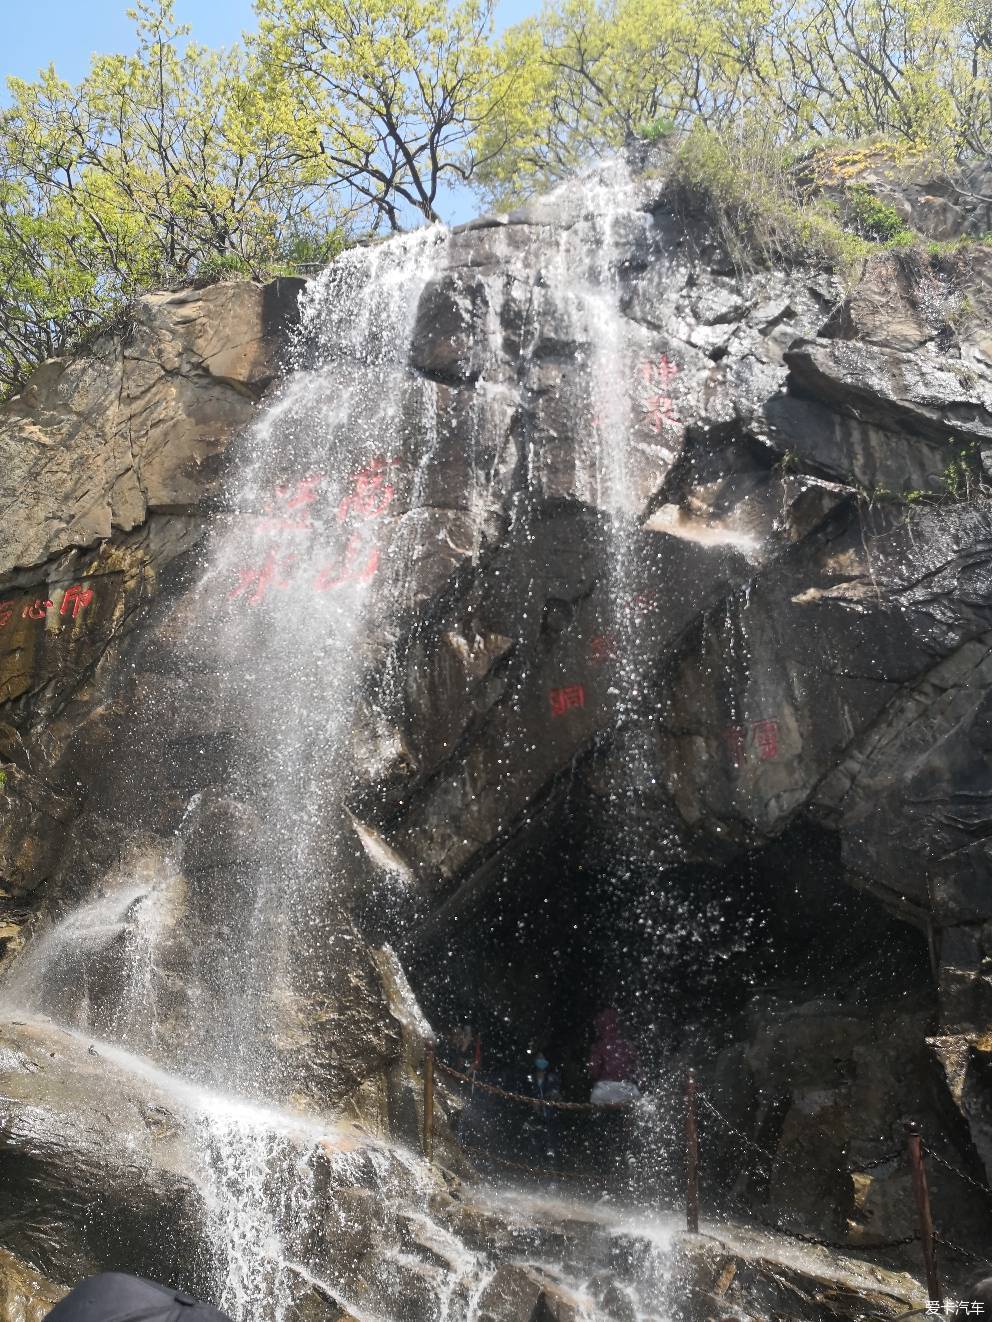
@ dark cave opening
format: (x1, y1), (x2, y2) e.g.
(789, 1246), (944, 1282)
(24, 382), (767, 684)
(402, 802), (934, 1179)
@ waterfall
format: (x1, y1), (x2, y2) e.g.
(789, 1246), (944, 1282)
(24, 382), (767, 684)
(0, 161), (686, 1320)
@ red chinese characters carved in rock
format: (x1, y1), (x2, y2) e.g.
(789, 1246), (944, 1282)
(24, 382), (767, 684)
(228, 550), (297, 606)
(549, 684), (586, 718)
(722, 718), (780, 768)
(0, 584), (95, 630)
(751, 718), (779, 761)
(337, 457), (397, 524)
(231, 458), (400, 606)
(256, 475), (324, 535)
(314, 534), (379, 592)
(588, 634), (618, 666)
(638, 354), (680, 433)
(60, 585), (95, 619)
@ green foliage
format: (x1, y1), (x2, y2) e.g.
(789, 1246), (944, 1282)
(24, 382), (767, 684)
(846, 186), (913, 244)
(0, 0), (509, 394)
(475, 0), (992, 201)
(641, 116), (678, 143)
(275, 227), (352, 270)
(670, 122), (872, 272)
(194, 253), (254, 285)
(0, 0), (347, 396)
(943, 444), (980, 500)
(253, 0), (503, 227)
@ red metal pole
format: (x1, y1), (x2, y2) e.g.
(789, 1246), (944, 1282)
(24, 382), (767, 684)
(906, 1121), (940, 1308)
(686, 1068), (700, 1233)
(423, 1043), (435, 1162)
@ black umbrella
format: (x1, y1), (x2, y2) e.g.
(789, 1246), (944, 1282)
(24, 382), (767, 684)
(44, 1273), (233, 1322)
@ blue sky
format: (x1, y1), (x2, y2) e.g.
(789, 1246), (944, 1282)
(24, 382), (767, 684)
(3, 0), (536, 85)
(2, 0), (537, 224)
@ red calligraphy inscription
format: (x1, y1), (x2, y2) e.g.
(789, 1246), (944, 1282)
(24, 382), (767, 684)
(338, 457), (397, 524)
(229, 550), (296, 606)
(257, 474), (323, 535)
(752, 718), (779, 761)
(639, 354), (680, 433)
(549, 684), (586, 718)
(588, 634), (617, 666)
(60, 585), (94, 619)
(314, 534), (380, 591)
(723, 718), (780, 768)
(0, 584), (95, 630)
(231, 459), (400, 604)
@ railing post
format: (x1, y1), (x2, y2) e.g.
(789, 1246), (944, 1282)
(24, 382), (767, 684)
(686, 1067), (700, 1233)
(420, 1041), (433, 1158)
(906, 1121), (940, 1308)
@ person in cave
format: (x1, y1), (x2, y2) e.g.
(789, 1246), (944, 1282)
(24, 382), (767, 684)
(441, 1023), (481, 1077)
(585, 1008), (645, 1195)
(588, 1007), (640, 1104)
(517, 1051), (562, 1169)
(440, 1023), (495, 1148)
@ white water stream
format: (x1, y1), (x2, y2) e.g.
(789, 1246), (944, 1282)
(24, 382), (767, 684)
(0, 162), (686, 1321)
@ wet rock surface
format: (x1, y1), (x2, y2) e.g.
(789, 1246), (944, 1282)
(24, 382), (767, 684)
(3, 153), (992, 1315)
(0, 1248), (65, 1322)
(670, 1227), (923, 1320)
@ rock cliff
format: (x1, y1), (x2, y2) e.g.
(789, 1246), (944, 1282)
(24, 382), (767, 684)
(1, 151), (991, 1317)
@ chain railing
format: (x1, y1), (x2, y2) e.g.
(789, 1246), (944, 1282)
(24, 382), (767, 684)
(433, 1055), (637, 1111)
(694, 1088), (992, 1308)
(423, 1045), (640, 1190)
(421, 1045), (992, 1310)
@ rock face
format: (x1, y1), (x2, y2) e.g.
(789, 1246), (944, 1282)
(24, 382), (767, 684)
(3, 152), (992, 1315)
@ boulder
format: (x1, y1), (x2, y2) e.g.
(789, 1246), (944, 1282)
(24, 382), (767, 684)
(0, 278), (303, 577)
(0, 1248), (65, 1322)
(474, 1264), (579, 1322)
(785, 337), (992, 450)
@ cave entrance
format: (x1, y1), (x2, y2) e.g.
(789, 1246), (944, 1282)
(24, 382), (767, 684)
(404, 816), (932, 1088)
(401, 795), (933, 1183)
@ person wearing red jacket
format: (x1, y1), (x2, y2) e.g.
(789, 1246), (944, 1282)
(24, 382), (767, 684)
(588, 1007), (641, 1104)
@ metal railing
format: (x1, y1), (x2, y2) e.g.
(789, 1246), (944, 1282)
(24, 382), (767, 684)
(420, 1047), (991, 1309)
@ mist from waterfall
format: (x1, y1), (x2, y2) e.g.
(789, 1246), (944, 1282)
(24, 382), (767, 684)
(0, 161), (681, 1321)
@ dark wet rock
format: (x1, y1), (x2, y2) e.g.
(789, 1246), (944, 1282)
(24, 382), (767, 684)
(670, 1228), (923, 1320)
(764, 392), (953, 493)
(6, 152), (992, 1309)
(0, 1020), (207, 1287)
(0, 1019), (453, 1313)
(475, 1264), (579, 1322)
(410, 273), (491, 383)
(0, 1247), (65, 1321)
(785, 337), (992, 449)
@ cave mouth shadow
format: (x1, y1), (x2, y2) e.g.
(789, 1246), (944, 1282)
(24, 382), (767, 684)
(401, 812), (933, 1188)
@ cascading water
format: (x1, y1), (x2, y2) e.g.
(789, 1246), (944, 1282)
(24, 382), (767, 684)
(0, 161), (688, 1320)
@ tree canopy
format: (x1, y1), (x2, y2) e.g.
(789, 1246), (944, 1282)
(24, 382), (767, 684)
(3, 0), (992, 395)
